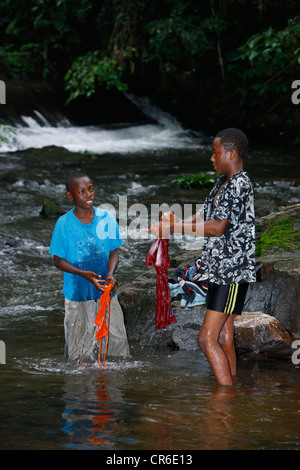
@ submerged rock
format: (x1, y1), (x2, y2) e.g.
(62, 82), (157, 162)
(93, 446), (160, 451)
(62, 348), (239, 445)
(0, 171), (18, 184)
(0, 232), (23, 249)
(40, 198), (65, 217)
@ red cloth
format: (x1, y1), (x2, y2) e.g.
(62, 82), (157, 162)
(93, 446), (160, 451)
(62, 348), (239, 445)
(145, 238), (177, 331)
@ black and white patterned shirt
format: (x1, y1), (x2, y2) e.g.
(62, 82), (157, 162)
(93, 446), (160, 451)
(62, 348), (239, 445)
(199, 171), (256, 285)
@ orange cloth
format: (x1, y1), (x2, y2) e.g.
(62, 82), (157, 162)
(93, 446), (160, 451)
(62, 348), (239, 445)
(94, 283), (112, 367)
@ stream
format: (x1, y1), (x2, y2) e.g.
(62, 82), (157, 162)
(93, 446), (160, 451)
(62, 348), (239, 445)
(0, 96), (300, 451)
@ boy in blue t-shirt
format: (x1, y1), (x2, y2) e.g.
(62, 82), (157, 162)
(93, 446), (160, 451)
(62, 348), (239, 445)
(49, 172), (129, 361)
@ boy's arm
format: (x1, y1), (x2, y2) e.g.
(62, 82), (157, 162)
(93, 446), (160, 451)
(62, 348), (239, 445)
(174, 219), (229, 237)
(151, 218), (228, 238)
(161, 211), (203, 224)
(53, 255), (103, 290)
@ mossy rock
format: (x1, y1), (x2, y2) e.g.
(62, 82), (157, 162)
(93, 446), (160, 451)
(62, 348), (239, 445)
(255, 203), (300, 257)
(20, 145), (91, 165)
(40, 198), (65, 217)
(0, 171), (18, 184)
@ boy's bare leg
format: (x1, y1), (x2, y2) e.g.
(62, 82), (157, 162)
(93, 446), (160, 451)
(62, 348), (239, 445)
(218, 314), (236, 377)
(198, 309), (235, 385)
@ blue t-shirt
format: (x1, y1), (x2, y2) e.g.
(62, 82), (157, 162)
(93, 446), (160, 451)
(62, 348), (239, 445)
(49, 207), (123, 301)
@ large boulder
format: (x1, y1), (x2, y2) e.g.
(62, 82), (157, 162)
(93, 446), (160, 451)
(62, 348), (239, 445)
(234, 312), (294, 357)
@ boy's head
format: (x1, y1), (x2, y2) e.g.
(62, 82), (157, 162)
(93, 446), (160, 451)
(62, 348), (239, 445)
(65, 172), (90, 192)
(65, 173), (95, 208)
(215, 128), (248, 160)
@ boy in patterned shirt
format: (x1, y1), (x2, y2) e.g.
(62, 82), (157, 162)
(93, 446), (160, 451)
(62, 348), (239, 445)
(151, 128), (256, 385)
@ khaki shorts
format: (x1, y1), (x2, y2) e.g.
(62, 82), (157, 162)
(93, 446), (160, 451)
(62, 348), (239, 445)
(64, 294), (130, 361)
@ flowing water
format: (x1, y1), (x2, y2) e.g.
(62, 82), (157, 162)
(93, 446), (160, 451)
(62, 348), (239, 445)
(0, 97), (300, 451)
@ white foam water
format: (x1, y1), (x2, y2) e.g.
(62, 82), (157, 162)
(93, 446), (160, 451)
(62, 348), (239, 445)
(0, 93), (203, 154)
(18, 356), (151, 376)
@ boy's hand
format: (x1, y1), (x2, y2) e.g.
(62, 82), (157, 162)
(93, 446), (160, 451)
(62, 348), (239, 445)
(149, 220), (173, 238)
(82, 271), (117, 293)
(53, 258), (116, 293)
(103, 274), (118, 293)
(161, 211), (178, 223)
(149, 211), (177, 238)
(82, 271), (103, 290)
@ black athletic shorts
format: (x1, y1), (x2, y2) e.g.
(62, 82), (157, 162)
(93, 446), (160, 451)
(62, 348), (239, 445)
(206, 282), (249, 315)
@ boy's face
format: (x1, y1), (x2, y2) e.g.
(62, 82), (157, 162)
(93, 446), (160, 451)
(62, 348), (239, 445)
(66, 176), (95, 209)
(211, 137), (232, 175)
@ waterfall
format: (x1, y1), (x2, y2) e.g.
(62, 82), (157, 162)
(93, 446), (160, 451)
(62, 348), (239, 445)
(0, 90), (203, 154)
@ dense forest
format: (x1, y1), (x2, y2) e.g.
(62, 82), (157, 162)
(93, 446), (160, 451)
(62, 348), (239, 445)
(0, 0), (299, 141)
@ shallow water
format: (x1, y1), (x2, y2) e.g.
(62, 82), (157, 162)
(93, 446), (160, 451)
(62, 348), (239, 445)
(0, 111), (300, 451)
(1, 346), (300, 450)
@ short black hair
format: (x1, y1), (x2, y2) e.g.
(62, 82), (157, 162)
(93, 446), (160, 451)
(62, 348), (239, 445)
(215, 128), (248, 159)
(65, 172), (90, 191)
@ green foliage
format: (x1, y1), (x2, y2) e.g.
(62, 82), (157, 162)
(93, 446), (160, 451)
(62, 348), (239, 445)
(256, 215), (300, 257)
(171, 172), (216, 189)
(232, 16), (300, 111)
(0, 0), (299, 134)
(0, 43), (42, 78)
(146, 3), (214, 72)
(65, 52), (128, 102)
(0, 124), (16, 143)
(0, 0), (100, 79)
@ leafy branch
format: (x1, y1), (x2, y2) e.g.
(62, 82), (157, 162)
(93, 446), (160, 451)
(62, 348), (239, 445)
(65, 51), (128, 102)
(171, 172), (216, 189)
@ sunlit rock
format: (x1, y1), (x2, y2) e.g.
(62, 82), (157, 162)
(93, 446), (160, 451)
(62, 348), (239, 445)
(234, 312), (293, 357)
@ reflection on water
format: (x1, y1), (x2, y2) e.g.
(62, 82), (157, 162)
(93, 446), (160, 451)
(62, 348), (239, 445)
(1, 347), (299, 450)
(0, 131), (299, 450)
(58, 354), (300, 451)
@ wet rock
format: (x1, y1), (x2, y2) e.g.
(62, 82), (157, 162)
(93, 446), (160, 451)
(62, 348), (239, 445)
(40, 198), (65, 217)
(20, 145), (86, 166)
(118, 273), (157, 341)
(234, 312), (293, 357)
(171, 326), (200, 351)
(245, 259), (300, 337)
(0, 232), (23, 249)
(255, 203), (300, 257)
(0, 171), (18, 184)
